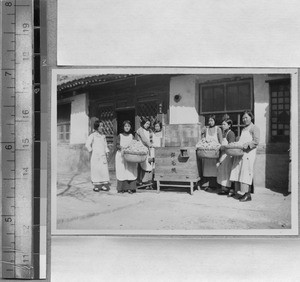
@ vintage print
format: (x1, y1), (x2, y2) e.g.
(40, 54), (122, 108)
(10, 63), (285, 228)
(51, 68), (298, 235)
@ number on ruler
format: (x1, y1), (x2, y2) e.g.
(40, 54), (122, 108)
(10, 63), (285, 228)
(23, 51), (30, 61)
(5, 218), (12, 223)
(5, 145), (12, 150)
(5, 72), (11, 76)
(5, 2), (12, 7)
(22, 138), (30, 148)
(22, 167), (29, 176)
(22, 109), (29, 118)
(23, 23), (30, 33)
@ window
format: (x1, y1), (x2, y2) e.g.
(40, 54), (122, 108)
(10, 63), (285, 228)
(269, 80), (290, 142)
(199, 79), (253, 137)
(200, 79), (252, 114)
(57, 103), (71, 143)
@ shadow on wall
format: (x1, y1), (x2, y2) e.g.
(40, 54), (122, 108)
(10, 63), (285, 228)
(57, 144), (90, 173)
(57, 143), (116, 174)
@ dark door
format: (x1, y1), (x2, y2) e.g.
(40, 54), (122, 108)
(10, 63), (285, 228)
(116, 108), (136, 135)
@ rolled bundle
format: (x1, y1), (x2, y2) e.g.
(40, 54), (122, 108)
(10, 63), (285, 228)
(223, 142), (244, 156)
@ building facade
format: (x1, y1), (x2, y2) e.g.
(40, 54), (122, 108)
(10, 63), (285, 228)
(57, 73), (291, 192)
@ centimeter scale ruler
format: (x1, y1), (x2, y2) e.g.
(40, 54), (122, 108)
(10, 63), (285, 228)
(1, 0), (46, 279)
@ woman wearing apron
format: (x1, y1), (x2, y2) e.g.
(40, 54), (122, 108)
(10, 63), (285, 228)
(152, 121), (162, 148)
(201, 115), (222, 190)
(115, 120), (138, 194)
(217, 119), (235, 195)
(229, 111), (260, 202)
(136, 118), (154, 189)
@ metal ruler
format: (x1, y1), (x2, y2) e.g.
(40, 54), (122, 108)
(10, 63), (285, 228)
(1, 0), (40, 279)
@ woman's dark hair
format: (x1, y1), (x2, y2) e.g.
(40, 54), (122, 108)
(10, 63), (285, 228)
(222, 118), (233, 129)
(208, 115), (216, 123)
(94, 120), (104, 130)
(140, 117), (151, 127)
(242, 110), (254, 120)
(94, 120), (99, 130)
(123, 120), (132, 127)
(153, 120), (162, 129)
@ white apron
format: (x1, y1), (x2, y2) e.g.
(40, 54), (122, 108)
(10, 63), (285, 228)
(217, 130), (233, 187)
(85, 131), (110, 185)
(152, 131), (162, 148)
(202, 127), (218, 177)
(230, 126), (257, 185)
(115, 134), (138, 181)
(139, 129), (153, 172)
(151, 131), (162, 170)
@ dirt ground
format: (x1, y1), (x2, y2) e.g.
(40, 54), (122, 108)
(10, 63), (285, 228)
(56, 171), (291, 231)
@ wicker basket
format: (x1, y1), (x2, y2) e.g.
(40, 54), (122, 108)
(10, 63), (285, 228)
(196, 148), (220, 159)
(224, 145), (244, 157)
(123, 153), (147, 163)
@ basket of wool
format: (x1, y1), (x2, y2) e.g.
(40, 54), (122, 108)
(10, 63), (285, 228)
(196, 139), (221, 159)
(123, 140), (148, 163)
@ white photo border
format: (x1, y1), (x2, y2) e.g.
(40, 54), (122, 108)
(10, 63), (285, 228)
(51, 67), (299, 236)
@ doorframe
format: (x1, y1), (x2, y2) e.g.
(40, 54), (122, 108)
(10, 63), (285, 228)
(115, 106), (136, 134)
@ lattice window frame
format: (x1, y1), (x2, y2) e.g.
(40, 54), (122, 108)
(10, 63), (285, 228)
(137, 100), (159, 125)
(98, 104), (115, 137)
(269, 80), (290, 143)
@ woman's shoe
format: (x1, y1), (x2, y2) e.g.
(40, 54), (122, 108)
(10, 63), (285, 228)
(218, 190), (229, 195)
(128, 190), (133, 194)
(100, 185), (109, 191)
(239, 193), (252, 202)
(233, 193), (243, 200)
(93, 187), (100, 192)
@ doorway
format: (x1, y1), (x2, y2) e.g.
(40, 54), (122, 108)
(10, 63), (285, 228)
(116, 108), (136, 135)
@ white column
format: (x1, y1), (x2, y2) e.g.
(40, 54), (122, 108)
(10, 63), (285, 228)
(253, 75), (269, 145)
(70, 93), (89, 144)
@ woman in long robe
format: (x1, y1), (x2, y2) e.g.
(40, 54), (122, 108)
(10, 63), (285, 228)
(115, 120), (137, 194)
(229, 111), (260, 202)
(85, 120), (110, 192)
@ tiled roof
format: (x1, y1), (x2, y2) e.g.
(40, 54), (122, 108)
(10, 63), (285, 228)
(57, 74), (138, 92)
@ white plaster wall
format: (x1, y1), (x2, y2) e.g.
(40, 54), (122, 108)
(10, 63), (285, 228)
(169, 75), (199, 124)
(70, 93), (89, 144)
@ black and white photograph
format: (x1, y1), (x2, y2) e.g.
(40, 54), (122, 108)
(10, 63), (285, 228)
(51, 68), (298, 235)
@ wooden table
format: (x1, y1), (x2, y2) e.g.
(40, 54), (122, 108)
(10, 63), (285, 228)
(154, 147), (201, 195)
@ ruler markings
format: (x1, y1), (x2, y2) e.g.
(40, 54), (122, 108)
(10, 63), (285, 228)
(2, 0), (35, 279)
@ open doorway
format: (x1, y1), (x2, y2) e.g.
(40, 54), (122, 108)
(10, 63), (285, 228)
(116, 108), (136, 135)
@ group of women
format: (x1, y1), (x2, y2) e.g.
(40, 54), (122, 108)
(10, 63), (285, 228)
(85, 118), (162, 194)
(85, 110), (260, 202)
(201, 111), (260, 202)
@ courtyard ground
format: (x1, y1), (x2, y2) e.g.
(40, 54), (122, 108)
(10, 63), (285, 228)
(55, 171), (291, 231)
